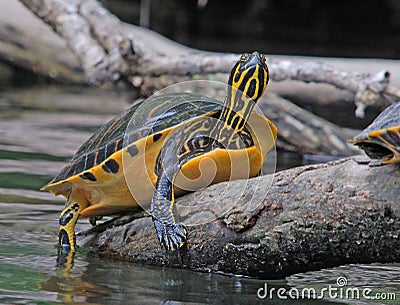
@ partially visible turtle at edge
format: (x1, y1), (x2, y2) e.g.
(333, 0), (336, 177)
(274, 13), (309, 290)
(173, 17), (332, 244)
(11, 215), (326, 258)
(349, 102), (400, 166)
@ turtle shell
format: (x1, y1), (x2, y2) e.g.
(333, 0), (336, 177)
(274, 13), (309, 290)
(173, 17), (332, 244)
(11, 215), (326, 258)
(43, 92), (277, 217)
(350, 102), (400, 164)
(44, 93), (220, 187)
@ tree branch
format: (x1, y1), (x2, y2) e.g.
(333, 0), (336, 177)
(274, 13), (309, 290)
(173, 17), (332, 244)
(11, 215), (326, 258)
(19, 0), (399, 117)
(260, 94), (358, 156)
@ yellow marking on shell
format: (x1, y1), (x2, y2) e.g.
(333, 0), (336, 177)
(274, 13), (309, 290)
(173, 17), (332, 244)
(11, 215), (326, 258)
(94, 117), (121, 150)
(115, 138), (122, 151)
(382, 156), (398, 164)
(388, 126), (400, 134)
(94, 151), (99, 165)
(377, 134), (393, 148)
(373, 127), (400, 163)
(365, 127), (398, 148)
(367, 130), (386, 139)
(147, 104), (162, 120)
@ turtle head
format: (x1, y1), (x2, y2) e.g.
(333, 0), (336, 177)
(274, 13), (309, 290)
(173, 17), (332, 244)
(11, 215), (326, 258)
(216, 52), (269, 135)
(228, 51), (269, 103)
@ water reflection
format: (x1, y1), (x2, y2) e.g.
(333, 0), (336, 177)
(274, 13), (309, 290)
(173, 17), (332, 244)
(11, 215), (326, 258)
(0, 87), (398, 304)
(38, 254), (344, 305)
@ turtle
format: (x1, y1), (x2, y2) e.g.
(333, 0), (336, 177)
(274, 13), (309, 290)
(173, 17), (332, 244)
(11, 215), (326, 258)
(42, 52), (277, 260)
(349, 102), (400, 166)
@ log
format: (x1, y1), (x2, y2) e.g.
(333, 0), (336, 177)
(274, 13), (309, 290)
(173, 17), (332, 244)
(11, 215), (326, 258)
(16, 0), (400, 117)
(0, 1), (84, 83)
(79, 159), (400, 279)
(258, 94), (359, 156)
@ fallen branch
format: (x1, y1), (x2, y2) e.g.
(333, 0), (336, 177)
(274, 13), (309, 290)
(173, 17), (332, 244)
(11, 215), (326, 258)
(18, 0), (400, 116)
(0, 1), (84, 83)
(259, 94), (358, 156)
(80, 159), (400, 279)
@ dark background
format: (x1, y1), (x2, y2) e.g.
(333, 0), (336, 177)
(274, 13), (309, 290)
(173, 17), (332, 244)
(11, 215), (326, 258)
(104, 0), (400, 59)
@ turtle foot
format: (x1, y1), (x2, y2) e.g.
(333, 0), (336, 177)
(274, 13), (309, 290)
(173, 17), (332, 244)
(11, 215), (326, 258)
(153, 218), (188, 252)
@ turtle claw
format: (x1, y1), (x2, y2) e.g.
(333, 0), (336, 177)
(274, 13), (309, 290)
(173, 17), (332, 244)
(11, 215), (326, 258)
(153, 218), (188, 252)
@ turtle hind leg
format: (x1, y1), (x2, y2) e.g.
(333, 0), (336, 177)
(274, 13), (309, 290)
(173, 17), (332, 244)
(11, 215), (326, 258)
(57, 201), (85, 269)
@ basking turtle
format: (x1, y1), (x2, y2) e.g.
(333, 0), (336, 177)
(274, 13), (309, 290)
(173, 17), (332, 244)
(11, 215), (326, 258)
(43, 52), (277, 258)
(349, 102), (400, 166)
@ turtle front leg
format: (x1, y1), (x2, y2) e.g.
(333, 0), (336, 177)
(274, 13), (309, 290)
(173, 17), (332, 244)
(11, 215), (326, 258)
(151, 166), (188, 252)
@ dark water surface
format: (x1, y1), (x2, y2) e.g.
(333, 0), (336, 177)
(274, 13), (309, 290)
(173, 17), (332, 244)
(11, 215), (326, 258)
(0, 87), (398, 304)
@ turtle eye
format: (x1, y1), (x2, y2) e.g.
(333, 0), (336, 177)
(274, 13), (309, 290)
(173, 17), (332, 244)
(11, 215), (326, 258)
(261, 55), (266, 64)
(240, 53), (249, 62)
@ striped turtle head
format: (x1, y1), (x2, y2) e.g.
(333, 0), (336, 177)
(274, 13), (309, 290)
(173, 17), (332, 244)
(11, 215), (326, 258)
(228, 52), (269, 103)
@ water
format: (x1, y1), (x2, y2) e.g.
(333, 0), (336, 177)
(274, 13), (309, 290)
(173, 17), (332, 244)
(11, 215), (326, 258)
(0, 87), (398, 304)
